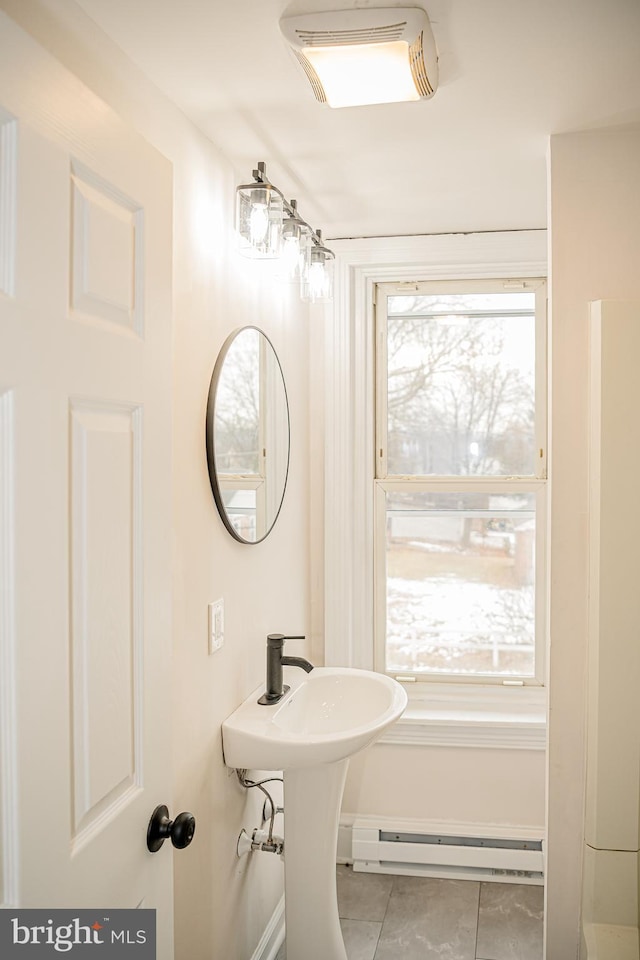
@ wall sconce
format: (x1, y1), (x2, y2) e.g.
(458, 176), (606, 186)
(301, 230), (334, 303)
(235, 162), (335, 301)
(235, 165), (284, 258)
(279, 200), (309, 280)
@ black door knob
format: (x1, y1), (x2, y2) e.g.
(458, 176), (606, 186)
(147, 805), (196, 853)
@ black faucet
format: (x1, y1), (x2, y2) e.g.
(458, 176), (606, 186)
(258, 634), (314, 705)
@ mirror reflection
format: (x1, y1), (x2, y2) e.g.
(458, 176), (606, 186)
(206, 327), (290, 543)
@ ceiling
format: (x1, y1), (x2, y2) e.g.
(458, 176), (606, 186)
(73, 0), (640, 241)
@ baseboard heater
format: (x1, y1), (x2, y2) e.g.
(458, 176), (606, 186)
(352, 821), (544, 885)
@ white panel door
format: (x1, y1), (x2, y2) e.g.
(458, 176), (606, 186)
(0, 11), (175, 954)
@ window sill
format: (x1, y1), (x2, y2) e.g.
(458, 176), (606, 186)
(378, 683), (546, 750)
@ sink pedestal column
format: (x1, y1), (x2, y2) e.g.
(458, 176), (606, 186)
(283, 758), (349, 960)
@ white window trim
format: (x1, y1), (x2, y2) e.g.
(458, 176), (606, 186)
(322, 231), (548, 747)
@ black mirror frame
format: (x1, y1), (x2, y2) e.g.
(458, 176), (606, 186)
(205, 326), (290, 544)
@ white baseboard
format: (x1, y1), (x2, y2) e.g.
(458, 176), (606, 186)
(250, 895), (285, 960)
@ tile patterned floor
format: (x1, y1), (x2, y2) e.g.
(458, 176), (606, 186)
(276, 866), (544, 960)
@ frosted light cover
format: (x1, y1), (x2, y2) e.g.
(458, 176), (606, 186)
(304, 41), (419, 108)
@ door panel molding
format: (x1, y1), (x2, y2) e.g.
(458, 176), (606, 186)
(70, 161), (144, 337)
(69, 400), (144, 846)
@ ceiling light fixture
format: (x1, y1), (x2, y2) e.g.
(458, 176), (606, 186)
(280, 7), (438, 109)
(235, 162), (335, 301)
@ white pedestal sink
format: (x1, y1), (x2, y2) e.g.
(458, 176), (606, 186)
(222, 667), (407, 960)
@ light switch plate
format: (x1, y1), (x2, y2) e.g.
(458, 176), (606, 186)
(208, 599), (224, 654)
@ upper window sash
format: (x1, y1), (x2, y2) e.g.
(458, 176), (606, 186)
(375, 278), (547, 483)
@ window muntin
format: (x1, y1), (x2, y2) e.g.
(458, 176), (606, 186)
(375, 279), (546, 685)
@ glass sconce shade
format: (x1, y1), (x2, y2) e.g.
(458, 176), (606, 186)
(235, 183), (284, 258)
(280, 217), (302, 279)
(278, 217), (314, 282)
(301, 246), (334, 303)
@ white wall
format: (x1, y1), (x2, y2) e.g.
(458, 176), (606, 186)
(343, 743), (546, 829)
(0, 2), (311, 957)
(546, 124), (640, 960)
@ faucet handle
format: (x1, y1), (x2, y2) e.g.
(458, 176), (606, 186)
(266, 633), (305, 645)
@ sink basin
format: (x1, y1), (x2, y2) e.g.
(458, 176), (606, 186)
(222, 667), (407, 770)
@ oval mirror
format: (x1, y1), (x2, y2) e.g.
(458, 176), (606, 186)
(206, 327), (290, 543)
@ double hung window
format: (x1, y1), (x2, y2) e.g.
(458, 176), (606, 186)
(374, 279), (547, 686)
